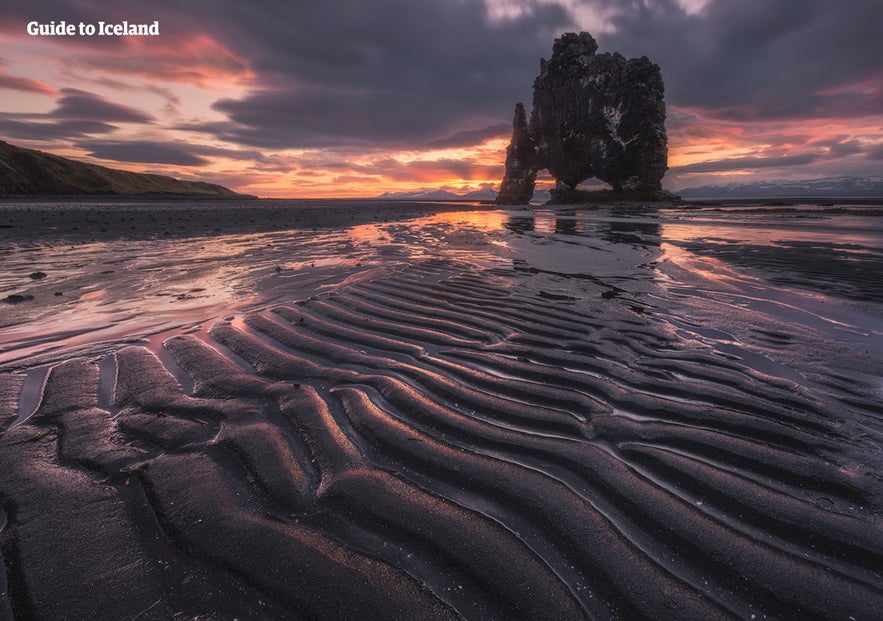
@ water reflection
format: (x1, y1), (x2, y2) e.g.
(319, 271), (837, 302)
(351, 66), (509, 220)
(504, 217), (535, 234)
(6, 205), (880, 367)
(662, 210), (883, 304)
(0, 228), (366, 365)
(554, 217), (578, 236)
(503, 212), (661, 247)
(597, 220), (661, 247)
(1, 210), (514, 365)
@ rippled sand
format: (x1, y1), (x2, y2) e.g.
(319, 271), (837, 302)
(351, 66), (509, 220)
(0, 201), (881, 619)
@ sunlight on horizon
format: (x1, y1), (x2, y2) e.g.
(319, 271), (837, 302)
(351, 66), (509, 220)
(0, 0), (879, 198)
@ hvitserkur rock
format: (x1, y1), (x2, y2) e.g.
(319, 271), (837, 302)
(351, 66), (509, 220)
(497, 32), (669, 204)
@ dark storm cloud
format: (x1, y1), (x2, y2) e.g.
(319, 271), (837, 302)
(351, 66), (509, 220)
(0, 118), (117, 140)
(4, 0), (880, 165)
(594, 0), (883, 121)
(209, 87), (450, 148)
(181, 0), (571, 148)
(807, 137), (864, 158)
(52, 88), (154, 123)
(180, 0), (883, 151)
(78, 141), (209, 166)
(0, 88), (152, 143)
(866, 143), (883, 160)
(76, 140), (266, 166)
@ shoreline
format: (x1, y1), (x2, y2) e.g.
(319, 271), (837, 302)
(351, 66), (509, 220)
(3, 196), (882, 247)
(0, 198), (493, 244)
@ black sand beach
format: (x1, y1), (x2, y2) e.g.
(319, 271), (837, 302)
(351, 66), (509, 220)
(1, 200), (881, 619)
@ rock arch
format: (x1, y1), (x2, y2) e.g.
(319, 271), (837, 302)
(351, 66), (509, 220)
(496, 32), (668, 205)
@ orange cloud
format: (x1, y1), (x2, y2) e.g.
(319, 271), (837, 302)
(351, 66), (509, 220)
(62, 33), (254, 88)
(0, 69), (57, 95)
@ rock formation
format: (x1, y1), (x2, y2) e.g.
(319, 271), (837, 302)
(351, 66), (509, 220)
(497, 32), (669, 204)
(495, 103), (538, 205)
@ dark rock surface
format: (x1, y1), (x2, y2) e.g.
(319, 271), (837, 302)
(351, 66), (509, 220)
(497, 32), (669, 204)
(495, 103), (538, 205)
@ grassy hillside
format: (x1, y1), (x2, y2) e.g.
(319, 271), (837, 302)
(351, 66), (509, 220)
(0, 140), (251, 197)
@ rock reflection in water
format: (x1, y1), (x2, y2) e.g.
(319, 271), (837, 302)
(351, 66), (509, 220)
(504, 211), (661, 248)
(598, 219), (661, 246)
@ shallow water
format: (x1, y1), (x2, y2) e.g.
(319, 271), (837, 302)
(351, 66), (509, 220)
(2, 203), (882, 377)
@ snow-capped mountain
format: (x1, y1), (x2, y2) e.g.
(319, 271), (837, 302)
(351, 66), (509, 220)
(376, 188), (554, 201)
(377, 188), (499, 200)
(376, 189), (462, 200)
(677, 176), (883, 198)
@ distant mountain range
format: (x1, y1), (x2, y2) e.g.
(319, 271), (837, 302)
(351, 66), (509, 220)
(379, 177), (883, 201)
(677, 176), (883, 198)
(0, 140), (250, 197)
(376, 188), (554, 201)
(381, 177), (883, 202)
(377, 188), (498, 200)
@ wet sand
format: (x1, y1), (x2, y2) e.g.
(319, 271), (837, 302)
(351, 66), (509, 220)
(1, 200), (882, 619)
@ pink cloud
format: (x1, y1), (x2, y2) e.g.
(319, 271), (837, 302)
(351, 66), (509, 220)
(0, 69), (57, 95)
(61, 34), (253, 87)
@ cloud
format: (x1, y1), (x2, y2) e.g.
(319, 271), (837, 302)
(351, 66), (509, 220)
(7, 1), (882, 135)
(0, 87), (153, 143)
(209, 88), (448, 148)
(77, 140), (210, 165)
(421, 124), (511, 149)
(1, 0), (881, 194)
(75, 140), (266, 166)
(807, 137), (864, 158)
(671, 153), (821, 174)
(1, 0), (568, 150)
(331, 174), (383, 185)
(53, 88), (154, 122)
(175, 0), (883, 163)
(0, 70), (56, 95)
(61, 35), (252, 86)
(595, 0), (883, 122)
(74, 76), (182, 106)
(178, 0), (571, 148)
(0, 118), (117, 140)
(189, 144), (265, 161)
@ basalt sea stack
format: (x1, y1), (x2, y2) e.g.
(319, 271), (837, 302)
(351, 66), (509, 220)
(496, 32), (669, 204)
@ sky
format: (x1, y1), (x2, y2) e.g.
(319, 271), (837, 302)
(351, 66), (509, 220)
(1, 0), (881, 197)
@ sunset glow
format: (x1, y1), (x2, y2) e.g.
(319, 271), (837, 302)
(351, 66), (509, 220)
(1, 1), (881, 197)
